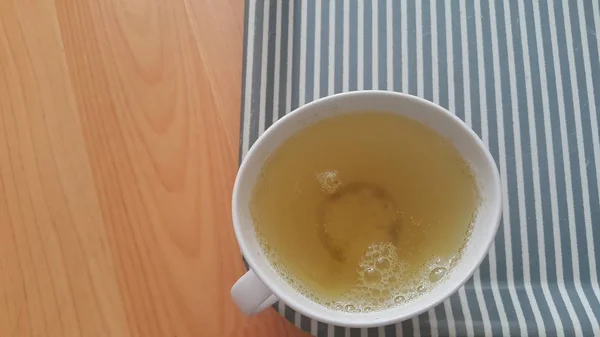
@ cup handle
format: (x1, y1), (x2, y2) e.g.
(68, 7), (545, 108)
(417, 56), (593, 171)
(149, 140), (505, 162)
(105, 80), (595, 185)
(231, 269), (278, 315)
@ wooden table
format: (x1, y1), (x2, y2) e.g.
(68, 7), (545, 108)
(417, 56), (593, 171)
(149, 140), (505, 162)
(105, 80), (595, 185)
(0, 0), (308, 335)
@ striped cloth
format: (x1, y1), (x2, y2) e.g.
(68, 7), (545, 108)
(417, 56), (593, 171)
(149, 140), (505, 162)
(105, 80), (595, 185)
(239, 1), (600, 336)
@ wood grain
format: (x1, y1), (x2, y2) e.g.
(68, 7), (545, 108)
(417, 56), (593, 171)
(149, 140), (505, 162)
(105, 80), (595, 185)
(0, 0), (308, 335)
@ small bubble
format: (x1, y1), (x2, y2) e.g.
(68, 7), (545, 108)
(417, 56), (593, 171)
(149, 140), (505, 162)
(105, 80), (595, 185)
(363, 306), (372, 312)
(417, 285), (427, 293)
(376, 257), (391, 270)
(394, 295), (406, 304)
(429, 267), (448, 282)
(363, 268), (382, 285)
(344, 304), (356, 312)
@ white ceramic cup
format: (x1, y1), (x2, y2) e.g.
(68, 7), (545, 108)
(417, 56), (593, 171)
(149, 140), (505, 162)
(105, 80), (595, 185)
(230, 91), (502, 328)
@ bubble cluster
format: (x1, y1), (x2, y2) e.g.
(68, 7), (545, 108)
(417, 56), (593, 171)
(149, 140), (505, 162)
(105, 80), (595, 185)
(258, 235), (463, 314)
(316, 170), (342, 193)
(325, 243), (458, 313)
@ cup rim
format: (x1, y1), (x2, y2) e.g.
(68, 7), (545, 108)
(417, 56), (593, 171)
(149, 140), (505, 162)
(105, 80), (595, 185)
(232, 90), (502, 327)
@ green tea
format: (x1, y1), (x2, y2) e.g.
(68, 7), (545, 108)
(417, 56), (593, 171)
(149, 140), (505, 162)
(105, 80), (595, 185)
(250, 112), (478, 312)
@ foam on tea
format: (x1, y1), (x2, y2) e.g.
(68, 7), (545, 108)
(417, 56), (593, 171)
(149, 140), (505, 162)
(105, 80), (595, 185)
(250, 112), (479, 312)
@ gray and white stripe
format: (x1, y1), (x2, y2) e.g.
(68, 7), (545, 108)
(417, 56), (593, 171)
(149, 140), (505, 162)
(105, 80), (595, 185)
(240, 1), (600, 336)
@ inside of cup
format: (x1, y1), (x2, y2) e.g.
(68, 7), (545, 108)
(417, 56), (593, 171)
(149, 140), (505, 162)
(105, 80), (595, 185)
(233, 92), (502, 326)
